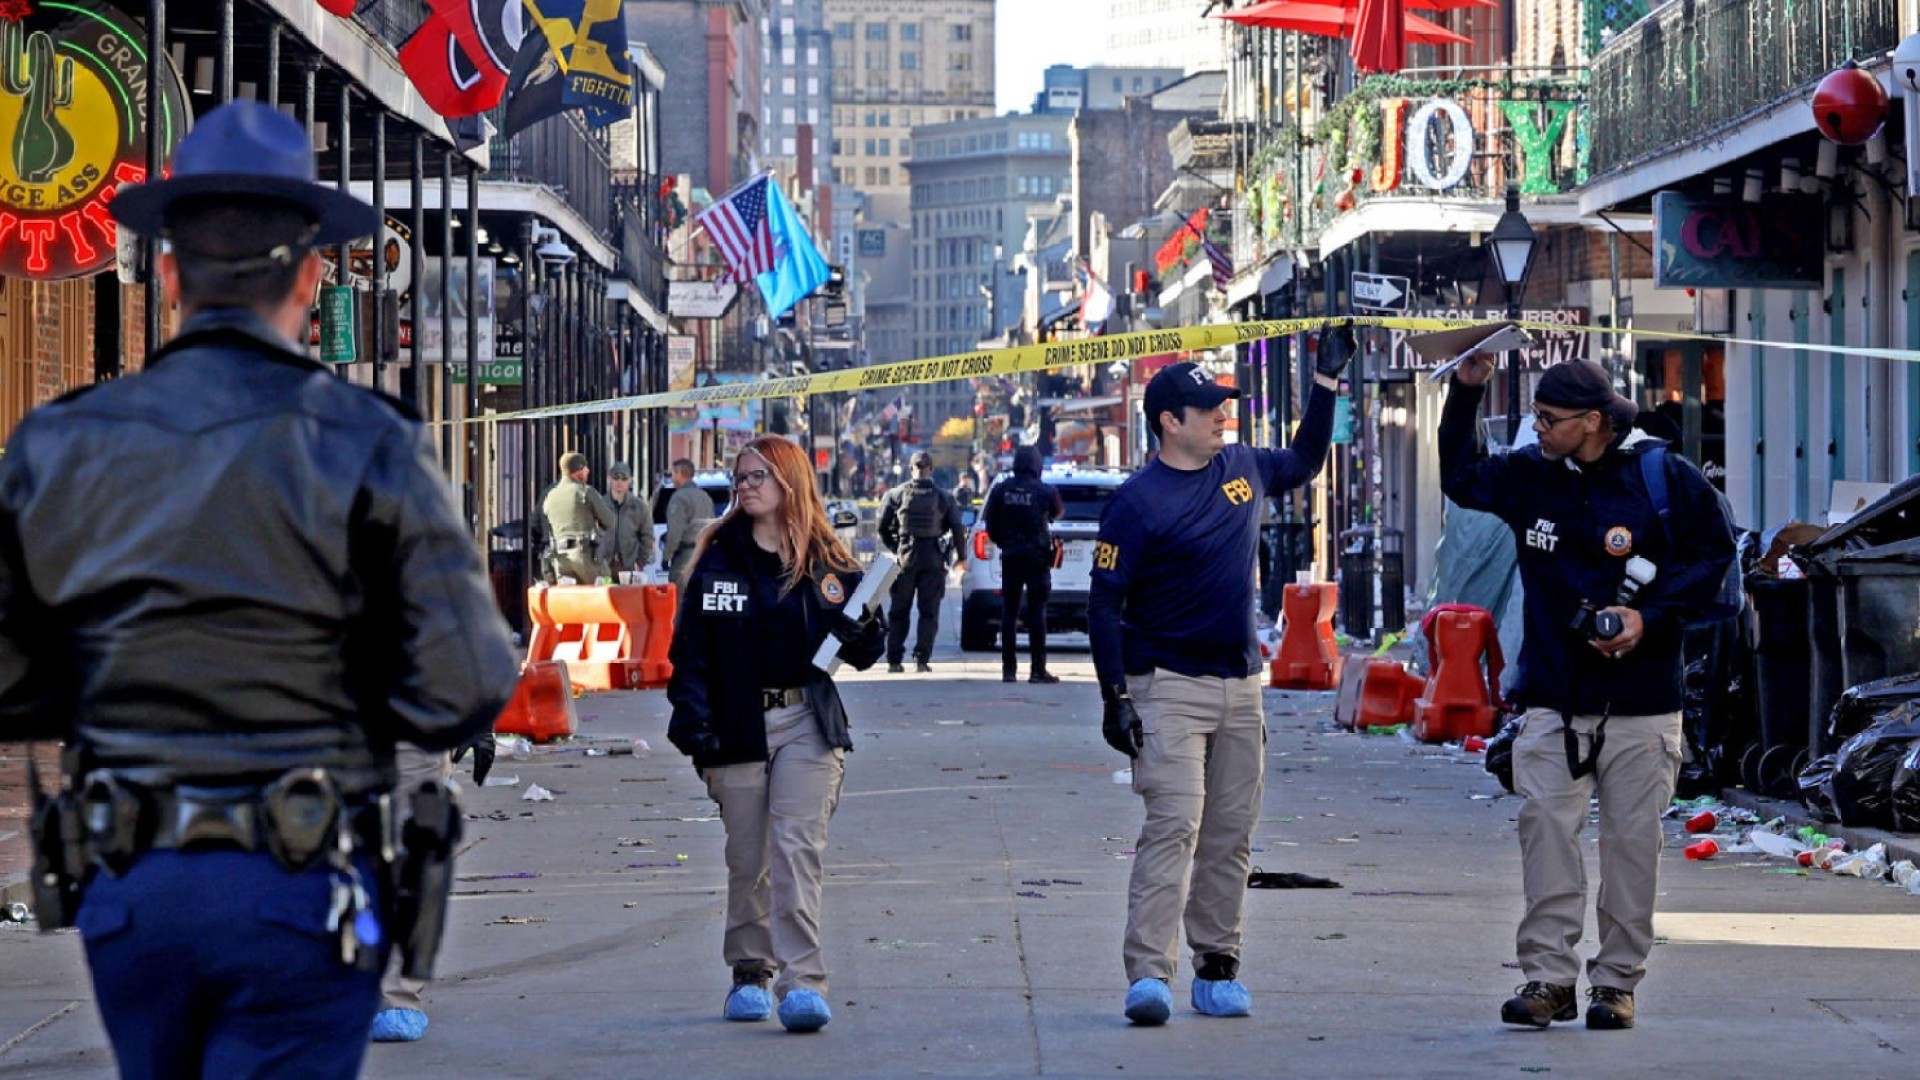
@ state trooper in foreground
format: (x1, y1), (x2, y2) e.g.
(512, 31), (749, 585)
(0, 101), (517, 1077)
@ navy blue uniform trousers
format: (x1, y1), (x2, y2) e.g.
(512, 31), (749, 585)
(78, 849), (383, 1080)
(886, 559), (947, 664)
(999, 548), (1053, 676)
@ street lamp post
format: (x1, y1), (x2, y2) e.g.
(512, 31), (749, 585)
(1487, 186), (1539, 444)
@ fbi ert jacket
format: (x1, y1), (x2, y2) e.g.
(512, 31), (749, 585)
(1437, 380), (1736, 717)
(666, 514), (884, 769)
(0, 309), (518, 792)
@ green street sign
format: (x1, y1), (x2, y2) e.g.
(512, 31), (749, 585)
(449, 357), (524, 386)
(319, 287), (357, 364)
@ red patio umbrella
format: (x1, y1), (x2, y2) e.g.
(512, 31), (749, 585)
(1218, 1), (1473, 48)
(1349, 0), (1406, 73)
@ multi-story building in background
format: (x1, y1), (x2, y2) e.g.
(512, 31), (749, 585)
(824, 0), (995, 221)
(1104, 0), (1228, 73)
(1034, 64), (1187, 114)
(760, 0), (834, 191)
(904, 113), (1072, 429)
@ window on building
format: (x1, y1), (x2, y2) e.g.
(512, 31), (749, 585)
(781, 45), (795, 65)
(782, 77), (796, 95)
(1016, 176), (1028, 195)
(878, 167), (891, 184)
(1133, 77), (1143, 91)
(781, 17), (793, 34)
(833, 21), (852, 38)
(782, 106), (795, 124)
(949, 53), (970, 72)
(865, 166), (879, 185)
(781, 137), (795, 155)
(808, 46), (819, 65)
(1153, 76), (1164, 88)
(949, 24), (971, 42)
(879, 112), (890, 127)
(900, 51), (917, 70)
(864, 139), (877, 155)
(995, 132), (1007, 149)
(878, 138), (891, 155)
(1039, 132), (1052, 149)
(863, 110), (877, 127)
(902, 24), (919, 41)
(865, 23), (888, 40)
(1112, 77), (1122, 92)
(806, 105), (818, 124)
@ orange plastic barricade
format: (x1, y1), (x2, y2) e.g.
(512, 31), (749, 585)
(494, 660), (579, 744)
(1269, 583), (1342, 690)
(1412, 604), (1506, 744)
(524, 583), (678, 691)
(1355, 658), (1425, 730)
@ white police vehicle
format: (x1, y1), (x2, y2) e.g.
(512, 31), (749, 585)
(647, 469), (859, 564)
(959, 465), (1132, 651)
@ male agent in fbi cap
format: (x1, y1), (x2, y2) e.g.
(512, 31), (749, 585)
(1089, 326), (1354, 1026)
(1440, 355), (1733, 1032)
(0, 101), (518, 1074)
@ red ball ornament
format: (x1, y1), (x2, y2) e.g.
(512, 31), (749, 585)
(1812, 61), (1889, 145)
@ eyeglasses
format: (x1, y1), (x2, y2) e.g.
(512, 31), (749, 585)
(732, 468), (772, 489)
(1532, 408), (1593, 429)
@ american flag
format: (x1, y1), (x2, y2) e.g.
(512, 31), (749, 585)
(1202, 237), (1233, 291)
(695, 175), (776, 283)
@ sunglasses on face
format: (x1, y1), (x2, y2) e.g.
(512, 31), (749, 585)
(732, 468), (772, 489)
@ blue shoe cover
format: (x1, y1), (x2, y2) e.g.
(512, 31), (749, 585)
(725, 983), (773, 1021)
(777, 988), (832, 1032)
(1191, 978), (1252, 1017)
(370, 1008), (428, 1043)
(1124, 978), (1172, 1025)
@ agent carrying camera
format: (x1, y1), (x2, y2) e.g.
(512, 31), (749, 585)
(0, 103), (518, 1076)
(1439, 356), (1734, 1033)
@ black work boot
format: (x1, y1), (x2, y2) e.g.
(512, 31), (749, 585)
(1029, 670), (1060, 684)
(1501, 981), (1577, 1028)
(1585, 986), (1635, 1030)
(1003, 664), (1018, 682)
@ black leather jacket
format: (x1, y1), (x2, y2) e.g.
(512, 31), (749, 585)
(0, 309), (519, 795)
(666, 514), (884, 770)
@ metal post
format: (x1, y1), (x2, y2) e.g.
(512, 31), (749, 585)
(336, 86), (351, 348)
(466, 165), (482, 540)
(372, 115), (386, 390)
(407, 133), (425, 408)
(1505, 282), (1523, 445)
(266, 24), (279, 109)
(217, 0), (233, 103)
(522, 221), (538, 596)
(143, 0), (166, 353)
(440, 149), (454, 472)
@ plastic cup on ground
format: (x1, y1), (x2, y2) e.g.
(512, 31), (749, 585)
(1685, 810), (1718, 833)
(1683, 839), (1720, 861)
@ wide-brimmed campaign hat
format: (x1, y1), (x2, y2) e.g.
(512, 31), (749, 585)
(110, 100), (378, 245)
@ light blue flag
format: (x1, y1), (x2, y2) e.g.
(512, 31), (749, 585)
(754, 179), (830, 319)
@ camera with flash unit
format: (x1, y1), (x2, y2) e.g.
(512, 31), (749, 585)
(1569, 556), (1658, 643)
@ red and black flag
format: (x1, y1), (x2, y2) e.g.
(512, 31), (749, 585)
(395, 0), (527, 118)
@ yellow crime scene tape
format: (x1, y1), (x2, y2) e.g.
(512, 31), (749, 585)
(439, 314), (1920, 427)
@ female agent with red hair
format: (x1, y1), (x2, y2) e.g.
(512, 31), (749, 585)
(667, 435), (886, 1033)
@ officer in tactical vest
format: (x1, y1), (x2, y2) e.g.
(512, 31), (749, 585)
(0, 102), (518, 1075)
(983, 445), (1064, 683)
(878, 451), (967, 672)
(544, 452), (617, 584)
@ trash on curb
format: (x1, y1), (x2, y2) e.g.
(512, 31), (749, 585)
(482, 775), (521, 787)
(491, 915), (546, 925)
(1748, 830), (1806, 859)
(1112, 768), (1132, 784)
(1830, 843), (1890, 879)
(5, 901), (31, 923)
(496, 734), (533, 760)
(522, 783), (555, 802)
(1683, 839), (1720, 861)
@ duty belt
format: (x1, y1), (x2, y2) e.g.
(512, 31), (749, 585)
(761, 687), (807, 711)
(79, 769), (390, 876)
(555, 535), (593, 552)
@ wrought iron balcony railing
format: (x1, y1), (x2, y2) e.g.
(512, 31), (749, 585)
(486, 109), (615, 242)
(1231, 73), (1586, 263)
(1589, 0), (1900, 179)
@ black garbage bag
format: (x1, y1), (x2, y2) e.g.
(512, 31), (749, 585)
(1893, 741), (1920, 833)
(1825, 672), (1920, 746)
(1798, 753), (1840, 822)
(1830, 702), (1920, 829)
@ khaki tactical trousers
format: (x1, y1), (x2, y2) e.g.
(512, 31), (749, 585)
(1513, 707), (1683, 991)
(1122, 670), (1266, 982)
(704, 701), (846, 999)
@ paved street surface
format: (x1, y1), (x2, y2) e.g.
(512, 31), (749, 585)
(3, 613), (1917, 1079)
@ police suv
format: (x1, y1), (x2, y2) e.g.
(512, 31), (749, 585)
(958, 465), (1131, 651)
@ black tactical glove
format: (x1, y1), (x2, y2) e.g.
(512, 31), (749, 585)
(450, 731), (496, 786)
(1102, 693), (1144, 758)
(828, 607), (887, 671)
(668, 721), (723, 761)
(1315, 321), (1357, 379)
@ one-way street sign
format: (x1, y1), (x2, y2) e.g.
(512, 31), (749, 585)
(1351, 272), (1410, 311)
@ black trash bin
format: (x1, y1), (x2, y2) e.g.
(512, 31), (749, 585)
(1745, 573), (1812, 796)
(1338, 528), (1373, 639)
(1835, 536), (1920, 694)
(1377, 527), (1405, 634)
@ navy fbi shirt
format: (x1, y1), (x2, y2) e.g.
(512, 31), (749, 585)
(1089, 392), (1333, 688)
